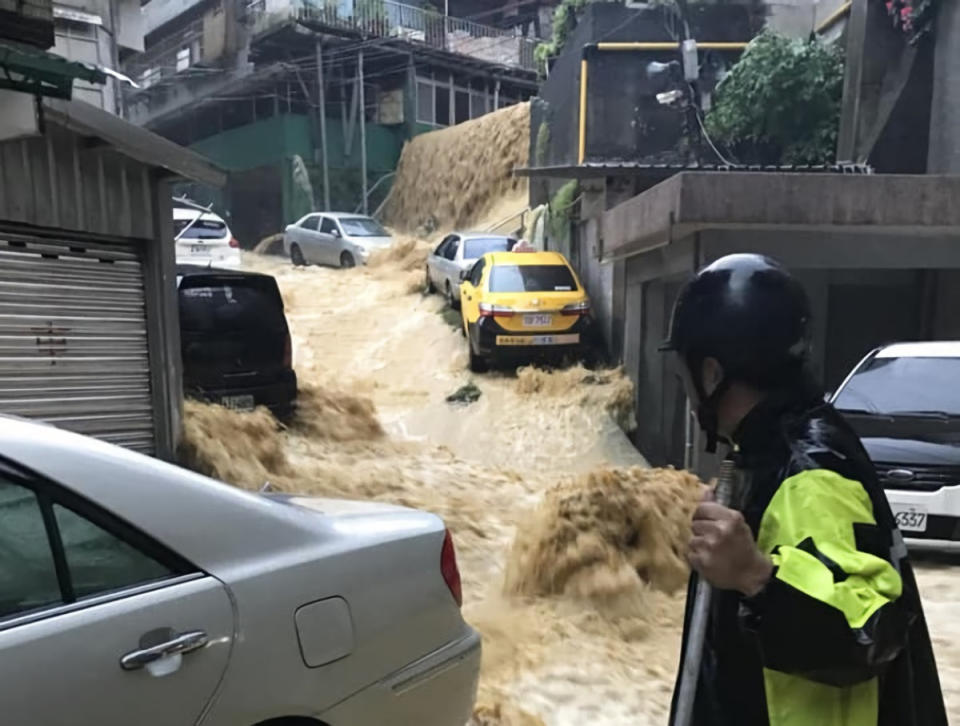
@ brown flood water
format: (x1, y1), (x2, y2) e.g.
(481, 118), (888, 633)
(182, 250), (960, 725)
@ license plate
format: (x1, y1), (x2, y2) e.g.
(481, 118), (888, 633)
(523, 314), (553, 327)
(893, 505), (928, 533)
(190, 245), (206, 254)
(221, 394), (254, 411)
(496, 334), (580, 347)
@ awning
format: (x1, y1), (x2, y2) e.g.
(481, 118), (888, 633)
(0, 41), (106, 99)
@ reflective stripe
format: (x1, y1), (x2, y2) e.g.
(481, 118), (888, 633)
(757, 469), (902, 726)
(763, 669), (878, 726)
(758, 469), (902, 629)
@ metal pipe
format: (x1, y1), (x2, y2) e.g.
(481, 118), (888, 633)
(672, 457), (739, 726)
(317, 40), (331, 212)
(578, 58), (588, 165)
(816, 1), (852, 33)
(358, 48), (369, 215)
(596, 41), (749, 51)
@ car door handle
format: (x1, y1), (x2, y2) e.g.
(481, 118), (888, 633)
(120, 630), (209, 671)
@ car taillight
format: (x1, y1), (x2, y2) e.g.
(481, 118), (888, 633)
(283, 332), (292, 369)
(229, 237), (240, 249)
(479, 303), (514, 318)
(561, 300), (591, 316)
(440, 529), (463, 607)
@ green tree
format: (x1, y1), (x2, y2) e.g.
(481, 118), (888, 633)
(704, 32), (844, 165)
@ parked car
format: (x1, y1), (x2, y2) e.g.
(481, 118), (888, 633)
(177, 266), (297, 418)
(283, 213), (393, 268)
(174, 206), (241, 269)
(459, 250), (594, 372)
(0, 415), (480, 725)
(427, 233), (517, 308)
(831, 341), (960, 546)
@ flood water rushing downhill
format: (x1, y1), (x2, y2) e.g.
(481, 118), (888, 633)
(182, 251), (960, 725)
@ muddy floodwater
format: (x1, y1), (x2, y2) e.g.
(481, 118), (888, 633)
(182, 250), (960, 725)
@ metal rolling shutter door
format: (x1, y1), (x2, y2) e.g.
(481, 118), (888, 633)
(0, 234), (155, 454)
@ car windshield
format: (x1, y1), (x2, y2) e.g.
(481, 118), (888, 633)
(834, 356), (960, 416)
(339, 217), (387, 237)
(175, 217), (227, 240)
(488, 264), (578, 293)
(179, 279), (286, 333)
(463, 237), (512, 259)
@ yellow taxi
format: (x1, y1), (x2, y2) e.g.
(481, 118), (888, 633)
(458, 250), (594, 372)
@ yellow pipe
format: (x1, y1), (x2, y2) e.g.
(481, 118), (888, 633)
(595, 41), (749, 51)
(816, 1), (852, 33)
(578, 58), (588, 165)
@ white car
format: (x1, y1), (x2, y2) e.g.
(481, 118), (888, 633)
(0, 416), (480, 725)
(426, 233), (517, 308)
(174, 207), (242, 268)
(831, 341), (960, 548)
(284, 213), (393, 268)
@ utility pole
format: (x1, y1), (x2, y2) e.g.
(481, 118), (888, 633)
(358, 49), (369, 215)
(316, 39), (331, 211)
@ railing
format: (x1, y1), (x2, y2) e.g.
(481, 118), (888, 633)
(250, 0), (538, 72)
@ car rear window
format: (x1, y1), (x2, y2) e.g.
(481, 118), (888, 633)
(463, 237), (513, 259)
(488, 264), (578, 293)
(175, 218), (227, 240)
(179, 278), (286, 334)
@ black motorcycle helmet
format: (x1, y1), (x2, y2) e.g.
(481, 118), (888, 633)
(662, 254), (813, 452)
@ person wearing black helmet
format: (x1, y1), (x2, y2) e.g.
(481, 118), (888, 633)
(665, 254), (945, 726)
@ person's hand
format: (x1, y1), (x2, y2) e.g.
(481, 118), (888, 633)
(688, 489), (773, 596)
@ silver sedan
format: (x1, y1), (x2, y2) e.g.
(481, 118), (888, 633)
(426, 233), (516, 308)
(284, 213), (394, 268)
(0, 416), (480, 726)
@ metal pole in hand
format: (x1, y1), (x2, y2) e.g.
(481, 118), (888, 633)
(672, 456), (738, 726)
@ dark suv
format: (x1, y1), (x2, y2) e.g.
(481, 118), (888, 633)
(177, 266), (297, 418)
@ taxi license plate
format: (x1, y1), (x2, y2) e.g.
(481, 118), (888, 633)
(893, 505), (928, 533)
(221, 394), (255, 411)
(523, 314), (553, 327)
(496, 334), (579, 347)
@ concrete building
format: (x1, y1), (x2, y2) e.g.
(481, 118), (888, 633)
(0, 5), (225, 458)
(120, 0), (541, 247)
(521, 2), (960, 477)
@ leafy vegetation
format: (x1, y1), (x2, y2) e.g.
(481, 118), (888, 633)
(535, 121), (551, 166)
(547, 180), (579, 247)
(534, 0), (599, 76)
(704, 32), (844, 165)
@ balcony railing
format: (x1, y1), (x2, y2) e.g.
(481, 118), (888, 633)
(250, 0), (537, 72)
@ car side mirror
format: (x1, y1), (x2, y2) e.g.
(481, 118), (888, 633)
(331, 229), (341, 238)
(823, 391), (833, 402)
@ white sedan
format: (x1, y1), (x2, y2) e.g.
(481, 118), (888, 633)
(0, 416), (480, 725)
(284, 213), (393, 268)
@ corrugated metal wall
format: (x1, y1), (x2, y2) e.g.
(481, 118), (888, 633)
(0, 124), (155, 241)
(0, 234), (155, 453)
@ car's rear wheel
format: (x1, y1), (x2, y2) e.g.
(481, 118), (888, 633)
(290, 244), (306, 267)
(426, 266), (436, 293)
(468, 341), (488, 373)
(446, 281), (460, 310)
(340, 251), (356, 269)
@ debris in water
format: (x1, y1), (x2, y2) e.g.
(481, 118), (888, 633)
(447, 381), (482, 405)
(471, 702), (546, 726)
(504, 467), (703, 606)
